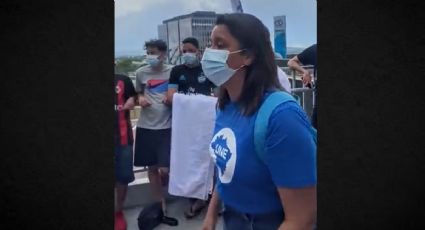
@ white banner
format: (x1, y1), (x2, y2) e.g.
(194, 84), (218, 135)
(168, 93), (217, 200)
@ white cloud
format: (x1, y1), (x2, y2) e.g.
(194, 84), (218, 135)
(180, 0), (230, 13)
(115, 0), (167, 18)
(115, 0), (231, 18)
(115, 0), (316, 54)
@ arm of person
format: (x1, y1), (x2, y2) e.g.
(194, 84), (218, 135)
(120, 97), (135, 111)
(287, 56), (309, 76)
(165, 66), (179, 105)
(202, 187), (220, 230)
(165, 88), (177, 105)
(137, 85), (151, 108)
(121, 77), (137, 111)
(287, 56), (311, 86)
(277, 187), (316, 230)
(135, 70), (151, 107)
(264, 102), (317, 230)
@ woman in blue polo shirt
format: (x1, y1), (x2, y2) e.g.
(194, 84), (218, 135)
(200, 13), (317, 230)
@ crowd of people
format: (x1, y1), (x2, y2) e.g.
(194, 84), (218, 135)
(115, 12), (317, 230)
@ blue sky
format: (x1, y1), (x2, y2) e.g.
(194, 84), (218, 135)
(115, 0), (316, 56)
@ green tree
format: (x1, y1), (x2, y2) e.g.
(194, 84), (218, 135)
(115, 59), (133, 74)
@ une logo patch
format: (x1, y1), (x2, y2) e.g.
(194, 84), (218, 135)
(210, 128), (237, 184)
(211, 135), (231, 176)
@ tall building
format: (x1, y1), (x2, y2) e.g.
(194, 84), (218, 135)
(274, 15), (287, 58)
(158, 11), (221, 64)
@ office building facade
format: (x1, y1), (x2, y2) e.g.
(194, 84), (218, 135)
(158, 11), (220, 64)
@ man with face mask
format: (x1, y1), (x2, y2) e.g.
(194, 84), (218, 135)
(134, 39), (178, 226)
(166, 37), (216, 105)
(165, 37), (216, 219)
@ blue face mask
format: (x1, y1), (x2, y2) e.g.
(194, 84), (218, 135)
(146, 55), (161, 67)
(200, 48), (245, 86)
(182, 52), (199, 66)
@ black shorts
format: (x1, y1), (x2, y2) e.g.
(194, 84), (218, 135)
(134, 128), (171, 167)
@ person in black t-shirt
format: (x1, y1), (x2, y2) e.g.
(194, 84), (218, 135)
(165, 37), (216, 219)
(288, 44), (317, 129)
(165, 37), (216, 105)
(114, 73), (136, 230)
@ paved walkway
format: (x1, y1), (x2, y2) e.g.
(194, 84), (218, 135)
(124, 197), (224, 230)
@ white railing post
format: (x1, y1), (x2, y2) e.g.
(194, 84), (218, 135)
(292, 69), (296, 89)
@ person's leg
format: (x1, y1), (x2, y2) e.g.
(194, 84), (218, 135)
(147, 165), (164, 205)
(114, 148), (122, 230)
(114, 188), (117, 211)
(156, 128), (178, 226)
(134, 128), (177, 226)
(146, 164), (167, 214)
(159, 167), (170, 214)
(154, 129), (171, 215)
(185, 167), (210, 218)
(115, 145), (135, 230)
(116, 183), (128, 211)
(116, 145), (135, 211)
(185, 150), (212, 218)
(157, 128), (172, 212)
(185, 198), (208, 219)
(149, 165), (177, 226)
(134, 127), (162, 204)
(159, 167), (169, 188)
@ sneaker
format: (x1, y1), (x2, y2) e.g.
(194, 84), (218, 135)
(115, 211), (127, 230)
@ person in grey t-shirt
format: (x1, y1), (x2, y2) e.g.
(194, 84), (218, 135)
(133, 39), (178, 226)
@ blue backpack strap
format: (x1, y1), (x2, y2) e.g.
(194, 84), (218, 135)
(292, 93), (301, 105)
(311, 127), (317, 144)
(254, 91), (296, 162)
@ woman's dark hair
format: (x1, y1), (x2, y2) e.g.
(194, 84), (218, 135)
(216, 13), (282, 115)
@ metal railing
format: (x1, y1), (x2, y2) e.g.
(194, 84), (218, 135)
(280, 65), (315, 117)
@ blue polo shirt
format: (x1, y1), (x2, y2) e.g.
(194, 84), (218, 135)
(210, 97), (317, 214)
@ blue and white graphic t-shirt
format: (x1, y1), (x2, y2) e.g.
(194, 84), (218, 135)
(210, 96), (317, 214)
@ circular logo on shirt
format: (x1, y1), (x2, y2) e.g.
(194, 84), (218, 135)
(198, 73), (207, 83)
(210, 128), (237, 184)
(179, 75), (186, 82)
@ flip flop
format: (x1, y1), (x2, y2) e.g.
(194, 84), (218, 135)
(184, 200), (207, 219)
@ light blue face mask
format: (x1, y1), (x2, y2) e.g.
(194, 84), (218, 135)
(146, 55), (161, 67)
(200, 48), (245, 86)
(182, 52), (199, 66)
